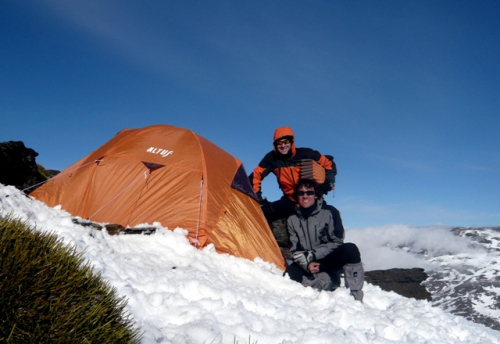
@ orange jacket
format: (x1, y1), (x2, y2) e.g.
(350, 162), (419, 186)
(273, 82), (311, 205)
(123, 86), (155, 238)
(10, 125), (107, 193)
(250, 126), (336, 202)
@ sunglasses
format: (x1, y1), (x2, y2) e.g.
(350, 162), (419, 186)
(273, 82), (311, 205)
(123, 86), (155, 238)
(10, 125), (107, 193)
(297, 190), (315, 196)
(275, 139), (291, 146)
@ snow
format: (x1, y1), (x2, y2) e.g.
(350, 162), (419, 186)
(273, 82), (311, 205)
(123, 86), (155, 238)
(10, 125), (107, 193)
(1, 184), (499, 344)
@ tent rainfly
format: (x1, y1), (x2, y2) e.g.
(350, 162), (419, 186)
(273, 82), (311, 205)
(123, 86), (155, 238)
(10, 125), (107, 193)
(31, 125), (285, 270)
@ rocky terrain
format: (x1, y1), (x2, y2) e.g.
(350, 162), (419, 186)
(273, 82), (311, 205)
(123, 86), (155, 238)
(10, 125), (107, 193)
(424, 226), (500, 330)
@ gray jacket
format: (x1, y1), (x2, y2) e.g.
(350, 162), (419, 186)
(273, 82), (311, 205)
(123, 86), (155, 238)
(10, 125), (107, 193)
(287, 198), (345, 261)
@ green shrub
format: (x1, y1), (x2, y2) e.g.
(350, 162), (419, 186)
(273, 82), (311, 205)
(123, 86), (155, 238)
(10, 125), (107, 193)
(0, 215), (142, 344)
(36, 164), (58, 181)
(36, 164), (51, 180)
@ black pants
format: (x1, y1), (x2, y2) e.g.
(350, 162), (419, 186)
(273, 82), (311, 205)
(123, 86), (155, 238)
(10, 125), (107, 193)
(261, 196), (296, 223)
(285, 242), (361, 283)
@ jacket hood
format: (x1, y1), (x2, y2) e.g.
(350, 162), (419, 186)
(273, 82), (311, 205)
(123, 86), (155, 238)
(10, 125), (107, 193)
(273, 126), (296, 156)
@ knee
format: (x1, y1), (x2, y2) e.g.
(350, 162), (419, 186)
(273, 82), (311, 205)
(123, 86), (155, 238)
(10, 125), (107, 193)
(343, 243), (361, 263)
(284, 264), (306, 283)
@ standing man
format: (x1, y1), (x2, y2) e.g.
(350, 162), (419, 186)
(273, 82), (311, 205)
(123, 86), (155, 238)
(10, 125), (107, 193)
(285, 179), (364, 301)
(249, 126), (337, 223)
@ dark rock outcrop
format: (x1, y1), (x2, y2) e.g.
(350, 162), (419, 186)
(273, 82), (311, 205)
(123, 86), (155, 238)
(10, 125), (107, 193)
(365, 268), (432, 301)
(0, 141), (46, 192)
(270, 218), (292, 260)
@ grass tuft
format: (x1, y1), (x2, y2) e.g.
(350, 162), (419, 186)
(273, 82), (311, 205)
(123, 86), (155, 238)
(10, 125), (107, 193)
(0, 215), (142, 343)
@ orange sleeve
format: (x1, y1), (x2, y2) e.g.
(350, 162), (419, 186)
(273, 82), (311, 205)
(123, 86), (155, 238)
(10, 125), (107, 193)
(317, 154), (333, 170)
(251, 165), (266, 193)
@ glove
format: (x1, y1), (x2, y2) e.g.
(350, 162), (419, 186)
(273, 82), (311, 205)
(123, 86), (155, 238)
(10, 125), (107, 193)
(256, 193), (271, 207)
(256, 191), (264, 203)
(292, 250), (316, 271)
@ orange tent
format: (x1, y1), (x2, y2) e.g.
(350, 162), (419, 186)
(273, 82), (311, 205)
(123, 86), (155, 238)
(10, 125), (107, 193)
(31, 125), (285, 270)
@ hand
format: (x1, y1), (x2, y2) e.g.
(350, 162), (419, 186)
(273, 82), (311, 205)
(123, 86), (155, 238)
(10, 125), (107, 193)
(308, 262), (320, 274)
(292, 251), (316, 271)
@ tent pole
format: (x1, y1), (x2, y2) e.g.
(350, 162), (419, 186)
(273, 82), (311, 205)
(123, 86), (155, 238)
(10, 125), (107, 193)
(195, 176), (204, 247)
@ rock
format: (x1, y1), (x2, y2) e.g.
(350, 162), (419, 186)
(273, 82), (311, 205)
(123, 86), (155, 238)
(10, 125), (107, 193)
(0, 141), (46, 192)
(365, 268), (432, 301)
(269, 218), (292, 260)
(72, 218), (157, 235)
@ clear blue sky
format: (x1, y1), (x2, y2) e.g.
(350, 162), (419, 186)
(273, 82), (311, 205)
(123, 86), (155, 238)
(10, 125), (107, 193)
(2, 1), (499, 227)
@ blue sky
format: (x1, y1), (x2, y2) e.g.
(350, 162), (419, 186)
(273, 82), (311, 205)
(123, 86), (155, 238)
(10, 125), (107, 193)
(2, 0), (499, 227)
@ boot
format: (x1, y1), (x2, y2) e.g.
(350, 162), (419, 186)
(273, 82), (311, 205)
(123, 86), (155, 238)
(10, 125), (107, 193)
(344, 262), (364, 302)
(302, 272), (334, 291)
(327, 270), (341, 291)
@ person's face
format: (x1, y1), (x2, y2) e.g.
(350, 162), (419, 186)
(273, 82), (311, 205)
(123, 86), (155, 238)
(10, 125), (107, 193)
(275, 139), (291, 155)
(297, 185), (316, 209)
